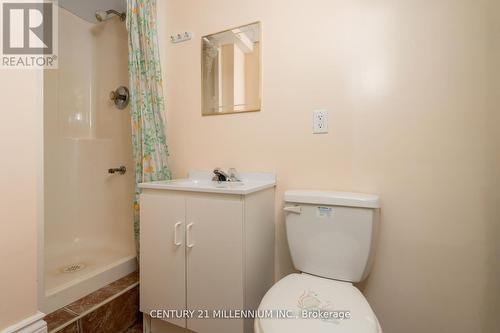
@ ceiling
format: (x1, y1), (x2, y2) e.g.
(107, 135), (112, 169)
(59, 0), (126, 23)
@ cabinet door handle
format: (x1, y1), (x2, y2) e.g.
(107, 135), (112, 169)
(174, 222), (182, 246)
(186, 223), (195, 248)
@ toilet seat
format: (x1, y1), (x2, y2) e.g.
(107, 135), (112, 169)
(255, 274), (382, 333)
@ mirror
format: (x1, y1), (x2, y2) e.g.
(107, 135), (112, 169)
(202, 22), (261, 115)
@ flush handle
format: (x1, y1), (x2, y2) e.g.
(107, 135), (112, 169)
(283, 206), (302, 214)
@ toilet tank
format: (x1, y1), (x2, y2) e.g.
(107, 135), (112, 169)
(284, 190), (380, 283)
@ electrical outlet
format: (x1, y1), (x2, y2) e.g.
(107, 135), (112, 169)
(313, 109), (328, 134)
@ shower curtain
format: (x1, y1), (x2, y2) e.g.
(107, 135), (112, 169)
(126, 0), (171, 258)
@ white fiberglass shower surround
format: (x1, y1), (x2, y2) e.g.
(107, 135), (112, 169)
(40, 0), (136, 313)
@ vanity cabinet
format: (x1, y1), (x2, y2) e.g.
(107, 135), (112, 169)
(140, 187), (275, 333)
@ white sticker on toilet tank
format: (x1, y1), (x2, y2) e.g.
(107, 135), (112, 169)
(317, 206), (332, 218)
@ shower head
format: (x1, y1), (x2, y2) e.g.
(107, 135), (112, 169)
(95, 9), (126, 22)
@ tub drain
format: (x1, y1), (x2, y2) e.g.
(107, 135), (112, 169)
(61, 263), (86, 273)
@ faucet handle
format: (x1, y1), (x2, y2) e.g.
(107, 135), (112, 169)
(228, 168), (241, 182)
(213, 168), (228, 181)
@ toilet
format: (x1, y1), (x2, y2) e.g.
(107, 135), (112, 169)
(255, 190), (382, 333)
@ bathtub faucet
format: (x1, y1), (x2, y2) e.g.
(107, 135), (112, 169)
(108, 166), (127, 175)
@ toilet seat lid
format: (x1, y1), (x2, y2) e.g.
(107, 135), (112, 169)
(256, 274), (381, 333)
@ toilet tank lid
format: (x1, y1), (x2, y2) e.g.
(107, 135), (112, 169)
(285, 190), (380, 208)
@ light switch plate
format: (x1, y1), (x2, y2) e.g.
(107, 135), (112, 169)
(313, 109), (328, 134)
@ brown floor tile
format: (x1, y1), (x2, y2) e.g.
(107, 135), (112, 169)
(54, 320), (79, 333)
(124, 320), (143, 333)
(44, 308), (78, 332)
(65, 271), (139, 315)
(109, 270), (139, 289)
(80, 286), (139, 333)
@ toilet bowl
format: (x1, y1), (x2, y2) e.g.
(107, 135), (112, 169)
(255, 190), (382, 333)
(254, 274), (382, 333)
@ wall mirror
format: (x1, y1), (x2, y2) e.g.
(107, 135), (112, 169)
(202, 22), (261, 116)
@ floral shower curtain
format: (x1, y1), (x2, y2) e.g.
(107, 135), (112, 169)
(126, 0), (171, 258)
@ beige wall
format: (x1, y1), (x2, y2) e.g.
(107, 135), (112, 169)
(483, 1), (500, 332)
(158, 0), (499, 332)
(0, 70), (41, 329)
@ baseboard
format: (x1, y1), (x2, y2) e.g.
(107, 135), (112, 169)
(1, 312), (47, 333)
(143, 313), (151, 333)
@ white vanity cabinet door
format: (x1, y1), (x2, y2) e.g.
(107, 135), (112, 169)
(185, 194), (244, 333)
(140, 191), (187, 328)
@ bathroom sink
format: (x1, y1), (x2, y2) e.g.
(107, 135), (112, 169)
(139, 171), (275, 195)
(213, 181), (245, 188)
(167, 179), (245, 188)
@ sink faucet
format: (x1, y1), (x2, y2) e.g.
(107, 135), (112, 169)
(212, 168), (241, 182)
(228, 168), (241, 182)
(212, 168), (229, 182)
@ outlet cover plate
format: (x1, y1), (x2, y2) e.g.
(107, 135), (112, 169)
(313, 109), (328, 134)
